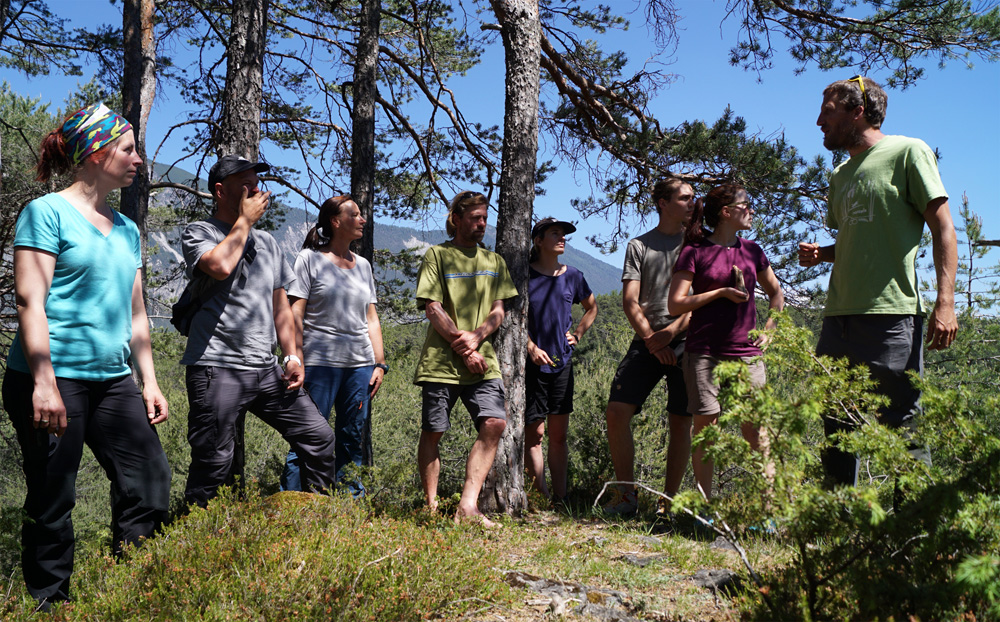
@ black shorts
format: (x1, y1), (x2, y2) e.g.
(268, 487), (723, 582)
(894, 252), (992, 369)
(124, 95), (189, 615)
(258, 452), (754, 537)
(607, 339), (689, 416)
(525, 361), (574, 424)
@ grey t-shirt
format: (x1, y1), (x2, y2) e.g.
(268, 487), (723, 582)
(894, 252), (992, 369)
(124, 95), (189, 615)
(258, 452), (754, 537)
(180, 218), (295, 369)
(287, 248), (377, 368)
(621, 228), (685, 336)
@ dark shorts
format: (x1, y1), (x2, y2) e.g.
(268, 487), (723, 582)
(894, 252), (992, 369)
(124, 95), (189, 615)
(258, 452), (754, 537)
(607, 339), (689, 416)
(816, 314), (923, 428)
(525, 362), (574, 424)
(421, 378), (507, 433)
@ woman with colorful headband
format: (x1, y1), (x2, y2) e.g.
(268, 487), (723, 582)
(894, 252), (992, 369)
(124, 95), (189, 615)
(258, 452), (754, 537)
(2, 104), (171, 610)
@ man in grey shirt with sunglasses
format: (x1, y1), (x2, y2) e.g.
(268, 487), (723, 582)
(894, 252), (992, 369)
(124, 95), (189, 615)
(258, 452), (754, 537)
(180, 155), (337, 507)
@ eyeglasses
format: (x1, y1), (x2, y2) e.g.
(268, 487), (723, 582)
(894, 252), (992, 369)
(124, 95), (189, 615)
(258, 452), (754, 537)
(725, 200), (752, 211)
(849, 75), (866, 109)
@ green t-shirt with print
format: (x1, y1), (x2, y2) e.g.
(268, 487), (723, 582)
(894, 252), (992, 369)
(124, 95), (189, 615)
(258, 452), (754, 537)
(825, 135), (947, 317)
(413, 241), (519, 385)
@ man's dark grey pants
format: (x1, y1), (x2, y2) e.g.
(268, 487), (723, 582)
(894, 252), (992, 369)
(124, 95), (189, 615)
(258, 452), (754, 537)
(184, 364), (337, 507)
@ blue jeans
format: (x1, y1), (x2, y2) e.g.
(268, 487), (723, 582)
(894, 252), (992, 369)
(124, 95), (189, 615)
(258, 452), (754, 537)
(282, 365), (373, 497)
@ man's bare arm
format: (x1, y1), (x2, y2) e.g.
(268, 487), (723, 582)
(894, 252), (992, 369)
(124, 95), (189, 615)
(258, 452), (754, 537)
(924, 197), (959, 350)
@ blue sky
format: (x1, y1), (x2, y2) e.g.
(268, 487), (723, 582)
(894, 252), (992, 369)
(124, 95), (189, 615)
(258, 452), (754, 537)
(7, 1), (1000, 274)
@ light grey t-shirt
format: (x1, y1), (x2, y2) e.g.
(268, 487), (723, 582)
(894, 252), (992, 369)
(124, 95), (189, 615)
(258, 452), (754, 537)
(621, 228), (685, 336)
(287, 248), (377, 368)
(180, 218), (295, 369)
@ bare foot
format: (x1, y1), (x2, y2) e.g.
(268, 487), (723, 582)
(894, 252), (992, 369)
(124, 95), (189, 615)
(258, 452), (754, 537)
(454, 507), (501, 529)
(426, 499), (439, 513)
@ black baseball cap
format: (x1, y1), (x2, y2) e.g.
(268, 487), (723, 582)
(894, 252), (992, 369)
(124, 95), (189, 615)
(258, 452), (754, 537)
(531, 217), (577, 239)
(207, 155), (270, 192)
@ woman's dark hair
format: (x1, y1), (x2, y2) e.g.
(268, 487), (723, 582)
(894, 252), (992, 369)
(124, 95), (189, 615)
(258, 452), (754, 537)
(684, 183), (743, 245)
(35, 125), (116, 183)
(303, 194), (352, 250)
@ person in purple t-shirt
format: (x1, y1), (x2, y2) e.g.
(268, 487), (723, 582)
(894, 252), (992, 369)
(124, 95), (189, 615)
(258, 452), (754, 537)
(667, 183), (784, 500)
(525, 217), (598, 502)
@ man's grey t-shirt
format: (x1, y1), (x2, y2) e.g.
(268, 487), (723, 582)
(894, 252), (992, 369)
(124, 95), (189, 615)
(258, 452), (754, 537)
(287, 248), (377, 368)
(621, 228), (685, 336)
(180, 218), (295, 369)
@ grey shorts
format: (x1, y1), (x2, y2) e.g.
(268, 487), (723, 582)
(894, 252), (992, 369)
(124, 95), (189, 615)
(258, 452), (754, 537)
(815, 314), (923, 428)
(683, 353), (766, 416)
(421, 378), (507, 433)
(607, 339), (689, 415)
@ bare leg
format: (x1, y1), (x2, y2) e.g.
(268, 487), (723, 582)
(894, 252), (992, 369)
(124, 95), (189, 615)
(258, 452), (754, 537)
(692, 413), (719, 500)
(742, 422), (775, 507)
(524, 419), (549, 497)
(547, 414), (570, 500)
(606, 401), (638, 492)
(418, 430), (444, 511)
(662, 412), (692, 509)
(455, 417), (506, 527)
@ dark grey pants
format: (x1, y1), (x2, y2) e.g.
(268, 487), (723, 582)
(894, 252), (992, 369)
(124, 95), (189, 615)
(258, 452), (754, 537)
(183, 365), (337, 507)
(2, 370), (170, 605)
(816, 314), (929, 487)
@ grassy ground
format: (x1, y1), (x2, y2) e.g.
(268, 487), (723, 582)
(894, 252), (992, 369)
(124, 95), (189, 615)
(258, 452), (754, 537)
(0, 487), (785, 621)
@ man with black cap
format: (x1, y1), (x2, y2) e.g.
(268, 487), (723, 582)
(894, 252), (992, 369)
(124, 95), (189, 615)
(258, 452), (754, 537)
(180, 155), (337, 507)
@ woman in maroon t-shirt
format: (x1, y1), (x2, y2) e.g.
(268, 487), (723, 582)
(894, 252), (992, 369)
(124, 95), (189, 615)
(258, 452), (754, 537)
(667, 184), (783, 501)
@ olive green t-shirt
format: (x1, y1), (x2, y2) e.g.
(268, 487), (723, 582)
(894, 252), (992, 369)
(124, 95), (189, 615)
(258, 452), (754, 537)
(413, 242), (519, 385)
(825, 135), (947, 317)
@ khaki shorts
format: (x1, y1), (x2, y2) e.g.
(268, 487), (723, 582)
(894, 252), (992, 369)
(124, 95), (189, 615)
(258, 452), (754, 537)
(682, 353), (766, 416)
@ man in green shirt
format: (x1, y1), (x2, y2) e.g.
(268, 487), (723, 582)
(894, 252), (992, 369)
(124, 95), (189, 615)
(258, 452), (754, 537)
(414, 191), (518, 527)
(800, 76), (958, 487)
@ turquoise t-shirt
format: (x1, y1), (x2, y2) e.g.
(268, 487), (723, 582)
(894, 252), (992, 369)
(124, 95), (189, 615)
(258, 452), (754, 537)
(825, 135), (947, 317)
(7, 193), (141, 380)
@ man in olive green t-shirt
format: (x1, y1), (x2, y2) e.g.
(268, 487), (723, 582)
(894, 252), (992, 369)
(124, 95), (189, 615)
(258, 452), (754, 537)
(414, 191), (518, 527)
(800, 77), (958, 487)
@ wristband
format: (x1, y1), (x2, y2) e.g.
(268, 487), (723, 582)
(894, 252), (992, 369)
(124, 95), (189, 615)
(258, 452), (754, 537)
(375, 363), (389, 374)
(282, 355), (302, 367)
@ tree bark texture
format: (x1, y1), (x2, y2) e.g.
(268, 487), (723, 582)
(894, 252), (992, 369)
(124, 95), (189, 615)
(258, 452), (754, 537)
(350, 0), (381, 467)
(481, 0), (541, 515)
(121, 0), (156, 277)
(351, 0), (380, 266)
(217, 0), (267, 159)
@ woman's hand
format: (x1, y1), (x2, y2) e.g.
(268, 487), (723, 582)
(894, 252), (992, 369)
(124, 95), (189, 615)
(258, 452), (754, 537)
(369, 366), (385, 397)
(33, 380), (67, 436)
(528, 342), (555, 367)
(142, 384), (170, 425)
(718, 287), (750, 304)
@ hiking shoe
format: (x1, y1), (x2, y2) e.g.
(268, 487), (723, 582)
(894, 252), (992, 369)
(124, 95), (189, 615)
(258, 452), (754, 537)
(655, 497), (671, 519)
(601, 487), (638, 517)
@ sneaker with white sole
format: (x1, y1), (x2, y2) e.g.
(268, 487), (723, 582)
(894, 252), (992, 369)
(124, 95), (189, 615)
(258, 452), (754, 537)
(601, 487), (638, 516)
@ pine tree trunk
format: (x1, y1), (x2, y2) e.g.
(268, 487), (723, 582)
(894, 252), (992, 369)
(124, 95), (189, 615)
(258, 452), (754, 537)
(217, 0), (267, 159)
(350, 0), (381, 467)
(480, 0), (541, 514)
(121, 0), (156, 278)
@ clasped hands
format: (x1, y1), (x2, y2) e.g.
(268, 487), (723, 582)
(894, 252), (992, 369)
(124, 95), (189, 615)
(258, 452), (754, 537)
(452, 330), (487, 375)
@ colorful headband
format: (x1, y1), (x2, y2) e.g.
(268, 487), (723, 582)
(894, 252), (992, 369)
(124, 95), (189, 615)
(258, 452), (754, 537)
(61, 103), (132, 166)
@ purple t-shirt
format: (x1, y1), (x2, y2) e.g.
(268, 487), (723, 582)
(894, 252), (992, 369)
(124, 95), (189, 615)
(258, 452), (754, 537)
(674, 237), (770, 357)
(528, 265), (593, 373)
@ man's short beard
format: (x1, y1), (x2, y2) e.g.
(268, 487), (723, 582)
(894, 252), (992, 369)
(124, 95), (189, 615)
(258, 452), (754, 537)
(825, 123), (864, 151)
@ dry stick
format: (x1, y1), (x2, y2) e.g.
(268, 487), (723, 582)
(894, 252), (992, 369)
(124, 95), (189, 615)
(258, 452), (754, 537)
(594, 480), (775, 610)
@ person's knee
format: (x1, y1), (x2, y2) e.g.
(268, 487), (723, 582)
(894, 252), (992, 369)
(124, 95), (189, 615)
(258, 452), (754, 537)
(606, 402), (635, 428)
(524, 420), (544, 446)
(478, 416), (506, 441)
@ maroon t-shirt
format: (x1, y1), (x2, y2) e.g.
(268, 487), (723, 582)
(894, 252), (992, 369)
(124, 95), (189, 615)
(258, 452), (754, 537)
(674, 237), (770, 357)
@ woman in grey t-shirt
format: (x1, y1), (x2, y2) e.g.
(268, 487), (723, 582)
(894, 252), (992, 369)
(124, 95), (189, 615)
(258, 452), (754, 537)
(280, 195), (387, 497)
